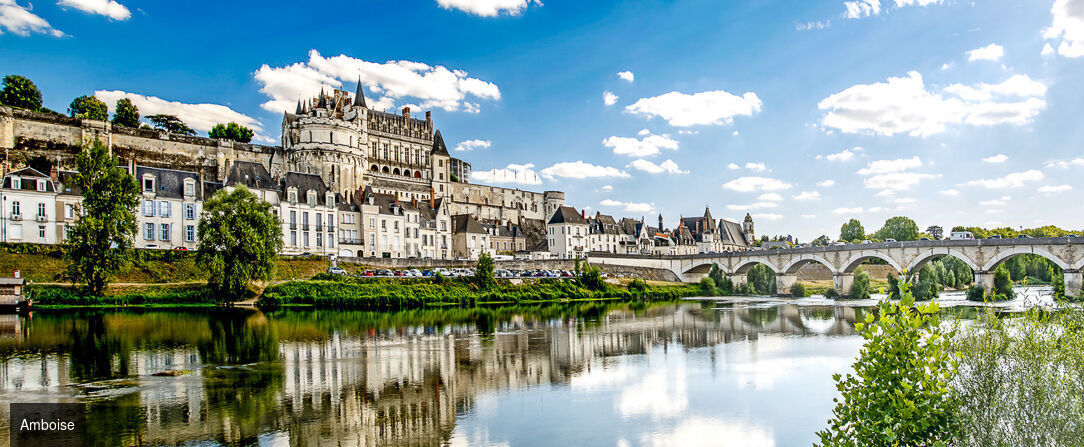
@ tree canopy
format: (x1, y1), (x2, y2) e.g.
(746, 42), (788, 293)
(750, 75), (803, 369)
(811, 235), (831, 246)
(840, 219), (865, 242)
(68, 95), (108, 121)
(208, 122), (254, 143)
(875, 216), (921, 241)
(111, 98), (140, 127)
(146, 114), (196, 135)
(197, 185), (283, 299)
(0, 74), (43, 111)
(61, 139), (140, 294)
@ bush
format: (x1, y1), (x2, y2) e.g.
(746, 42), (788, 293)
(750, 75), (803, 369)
(824, 288), (840, 299)
(913, 277), (935, 301)
(716, 276), (734, 295)
(790, 282), (808, 297)
(746, 264), (776, 295)
(992, 266), (1014, 301)
(887, 273), (901, 299)
(817, 281), (960, 446)
(848, 267), (872, 299)
(576, 265), (607, 291)
(474, 253), (495, 289)
(699, 277), (716, 294)
(628, 279), (648, 294)
(966, 284), (985, 301)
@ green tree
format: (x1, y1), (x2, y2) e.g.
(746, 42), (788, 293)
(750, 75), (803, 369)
(699, 277), (716, 294)
(746, 264), (776, 295)
(111, 98), (139, 127)
(817, 281), (961, 446)
(0, 74), (43, 110)
(992, 266), (1013, 301)
(811, 235), (831, 246)
(875, 216), (921, 241)
(146, 114), (196, 135)
(68, 95), (108, 120)
(849, 267), (872, 299)
(61, 139), (140, 294)
(840, 219), (865, 242)
(790, 282), (808, 297)
(709, 263), (725, 288)
(887, 273), (901, 299)
(197, 186), (283, 299)
(208, 122), (254, 143)
(474, 252), (495, 288)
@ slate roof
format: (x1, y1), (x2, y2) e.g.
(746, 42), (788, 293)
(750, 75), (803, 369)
(719, 219), (750, 247)
(432, 130), (449, 155)
(353, 78), (367, 107)
(283, 172), (330, 205)
(359, 186), (406, 216)
(2, 167), (57, 193)
(136, 166), (200, 199)
(547, 206), (587, 225)
(452, 214), (486, 234)
(589, 213), (621, 235)
(226, 161), (276, 190)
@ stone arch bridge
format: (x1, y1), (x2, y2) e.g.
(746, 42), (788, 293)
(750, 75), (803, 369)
(588, 238), (1084, 297)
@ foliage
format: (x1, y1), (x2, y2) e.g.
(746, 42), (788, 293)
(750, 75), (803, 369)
(576, 264), (607, 291)
(68, 95), (108, 120)
(927, 225), (944, 240)
(708, 263), (732, 295)
(208, 122), (254, 143)
(60, 139), (140, 294)
(992, 266), (1014, 301)
(197, 186), (283, 299)
(812, 235), (831, 246)
(699, 277), (716, 294)
(1001, 254), (1060, 284)
(912, 277), (936, 301)
(746, 263), (776, 295)
(848, 267), (872, 299)
(450, 174), (460, 183)
(951, 225), (1081, 239)
(111, 98), (139, 127)
(887, 273), (901, 299)
(29, 284), (216, 306)
(965, 284), (985, 301)
(146, 114), (196, 135)
(627, 278), (648, 294)
(840, 219), (865, 242)
(874, 216), (921, 241)
(0, 74), (43, 110)
(824, 288), (840, 299)
(474, 252), (495, 289)
(790, 282), (808, 297)
(817, 281), (960, 446)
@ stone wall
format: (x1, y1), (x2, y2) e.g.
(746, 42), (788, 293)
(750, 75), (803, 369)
(334, 257), (680, 281)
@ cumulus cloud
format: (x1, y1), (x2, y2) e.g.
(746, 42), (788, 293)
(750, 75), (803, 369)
(603, 91), (618, 106)
(541, 161), (630, 180)
(1039, 184), (1073, 193)
(435, 0), (541, 17)
(940, 188), (960, 196)
(818, 71), (1047, 137)
(0, 0), (64, 36)
(454, 139), (491, 152)
(745, 162), (767, 172)
(603, 131), (678, 157)
(796, 20), (831, 31)
(57, 0), (129, 20)
(1043, 0), (1084, 57)
(793, 191), (821, 201)
(817, 148), (857, 162)
(617, 71), (635, 82)
(471, 163), (542, 185)
(727, 163), (740, 170)
(628, 159), (688, 175)
(817, 179), (836, 187)
(864, 172), (937, 193)
(982, 154), (1008, 163)
(94, 90), (272, 143)
(965, 170), (1045, 189)
(856, 156), (922, 175)
(979, 196), (1011, 207)
(967, 43), (1004, 61)
(1045, 157), (1084, 168)
(722, 177), (793, 193)
(844, 0), (881, 18)
(601, 199), (654, 213)
(600, 185), (613, 192)
(757, 192), (784, 201)
(254, 50), (500, 114)
(626, 89), (762, 127)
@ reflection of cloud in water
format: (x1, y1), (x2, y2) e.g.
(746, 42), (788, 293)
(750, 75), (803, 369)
(570, 359), (632, 392)
(446, 426), (512, 447)
(730, 356), (848, 391)
(639, 416), (775, 447)
(618, 351), (687, 419)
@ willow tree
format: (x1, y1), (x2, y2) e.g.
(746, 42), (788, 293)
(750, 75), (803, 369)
(197, 186), (282, 299)
(62, 139), (140, 294)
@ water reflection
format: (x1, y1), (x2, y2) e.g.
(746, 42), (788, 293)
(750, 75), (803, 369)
(0, 302), (879, 446)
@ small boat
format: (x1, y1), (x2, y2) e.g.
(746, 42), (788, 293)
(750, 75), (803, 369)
(0, 270), (30, 313)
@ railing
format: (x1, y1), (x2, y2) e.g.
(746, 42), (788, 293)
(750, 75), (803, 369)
(302, 224), (310, 231)
(326, 225), (335, 233)
(289, 223), (297, 230)
(315, 224), (323, 231)
(9, 214), (20, 221)
(339, 238), (361, 245)
(35, 214), (46, 222)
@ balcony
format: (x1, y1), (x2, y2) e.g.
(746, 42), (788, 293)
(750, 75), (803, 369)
(35, 214), (47, 222)
(289, 223), (297, 230)
(315, 224), (323, 232)
(326, 225), (335, 233)
(9, 214), (20, 221)
(302, 224), (310, 231)
(339, 238), (361, 245)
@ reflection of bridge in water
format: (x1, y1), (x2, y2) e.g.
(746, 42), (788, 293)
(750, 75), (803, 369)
(0, 304), (861, 446)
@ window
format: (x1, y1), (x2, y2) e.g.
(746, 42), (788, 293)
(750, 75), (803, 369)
(65, 204), (74, 219)
(143, 177), (154, 192)
(36, 180), (45, 192)
(11, 201), (19, 216)
(316, 233), (323, 247)
(441, 221), (446, 231)
(381, 219), (386, 230)
(290, 211), (296, 224)
(370, 234), (376, 246)
(142, 200), (154, 216)
(37, 203), (45, 218)
(288, 190), (297, 203)
(184, 203), (196, 220)
(381, 235), (387, 249)
(302, 212), (309, 228)
(369, 218), (375, 228)
(393, 221), (399, 233)
(328, 235), (334, 248)
(9, 225), (21, 240)
(328, 214), (334, 227)
(307, 191), (316, 206)
(316, 213), (322, 229)
(159, 201), (170, 217)
(184, 181), (195, 197)
(144, 223), (155, 240)
(290, 231), (297, 246)
(38, 226), (45, 238)
(160, 223), (170, 241)
(185, 225), (195, 242)
(303, 232), (309, 247)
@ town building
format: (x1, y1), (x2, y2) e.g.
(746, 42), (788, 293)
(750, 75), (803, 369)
(0, 167), (59, 245)
(547, 206), (589, 260)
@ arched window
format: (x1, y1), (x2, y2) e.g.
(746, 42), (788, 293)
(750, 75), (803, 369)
(393, 168), (401, 176)
(370, 165), (378, 172)
(414, 171), (422, 178)
(382, 166), (390, 174)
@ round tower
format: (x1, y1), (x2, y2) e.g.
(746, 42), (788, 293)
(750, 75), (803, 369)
(543, 191), (565, 221)
(743, 213), (755, 243)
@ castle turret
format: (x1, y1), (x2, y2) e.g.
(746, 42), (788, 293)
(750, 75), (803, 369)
(353, 77), (366, 107)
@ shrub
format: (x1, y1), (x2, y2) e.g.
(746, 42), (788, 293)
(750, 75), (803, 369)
(576, 265), (607, 291)
(823, 288), (840, 299)
(992, 266), (1014, 301)
(887, 273), (901, 299)
(966, 284), (985, 301)
(817, 281), (960, 446)
(913, 278), (935, 301)
(699, 277), (716, 294)
(848, 267), (872, 299)
(628, 279), (648, 294)
(790, 283), (808, 297)
(474, 253), (495, 289)
(716, 276), (734, 295)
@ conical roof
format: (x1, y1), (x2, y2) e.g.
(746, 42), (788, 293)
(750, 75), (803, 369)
(353, 77), (366, 107)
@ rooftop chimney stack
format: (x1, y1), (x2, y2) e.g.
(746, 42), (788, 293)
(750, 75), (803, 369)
(425, 111), (431, 126)
(402, 107), (411, 120)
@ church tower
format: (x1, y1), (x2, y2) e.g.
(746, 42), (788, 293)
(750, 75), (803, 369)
(743, 213), (755, 244)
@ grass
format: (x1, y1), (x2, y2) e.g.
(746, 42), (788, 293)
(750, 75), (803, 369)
(28, 283), (220, 307)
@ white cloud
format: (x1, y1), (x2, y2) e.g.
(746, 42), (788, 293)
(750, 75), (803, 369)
(941, 62), (955, 71)
(940, 188), (960, 196)
(617, 71), (635, 83)
(817, 180), (836, 187)
(818, 71), (1047, 137)
(628, 159), (688, 175)
(816, 148), (856, 162)
(600, 185), (613, 192)
(726, 202), (779, 211)
(603, 91), (618, 106)
(435, 0), (540, 17)
(964, 170), (1044, 189)
(796, 20), (831, 31)
(1039, 184), (1073, 193)
(744, 162), (767, 172)
(601, 199), (654, 213)
(864, 172), (937, 192)
(722, 177), (793, 193)
(94, 90), (272, 143)
(753, 213), (783, 221)
(1043, 0), (1084, 57)
(1045, 157), (1084, 168)
(57, 0), (129, 20)
(981, 154), (1008, 163)
(727, 163), (740, 170)
(844, 0), (881, 18)
(856, 156), (922, 175)
(254, 50), (500, 114)
(471, 163), (541, 185)
(967, 43), (1004, 61)
(757, 192), (784, 201)
(833, 207), (864, 214)
(603, 132), (678, 157)
(979, 196), (1010, 207)
(793, 191), (821, 201)
(1043, 42), (1056, 55)
(626, 89), (762, 127)
(454, 139), (491, 152)
(802, 214), (817, 218)
(541, 161), (630, 180)
(0, 0), (64, 36)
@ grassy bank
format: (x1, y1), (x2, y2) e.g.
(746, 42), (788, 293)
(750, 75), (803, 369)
(28, 284), (221, 307)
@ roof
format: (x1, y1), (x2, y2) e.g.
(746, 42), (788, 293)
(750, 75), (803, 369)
(547, 206), (587, 225)
(482, 222), (523, 238)
(56, 170), (81, 196)
(589, 213), (620, 235)
(2, 167), (57, 193)
(353, 78), (366, 107)
(226, 161), (276, 190)
(452, 214), (486, 234)
(0, 277), (24, 285)
(432, 130), (449, 155)
(135, 166), (200, 199)
(719, 219), (751, 247)
(283, 172), (330, 205)
(359, 187), (408, 216)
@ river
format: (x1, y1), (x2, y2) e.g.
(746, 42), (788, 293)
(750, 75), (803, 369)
(0, 288), (1053, 446)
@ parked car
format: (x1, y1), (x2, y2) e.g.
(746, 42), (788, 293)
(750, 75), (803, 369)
(885, 238), (897, 243)
(361, 270), (374, 277)
(327, 267), (348, 275)
(949, 231), (975, 240)
(988, 235), (1002, 239)
(1068, 234), (1079, 238)
(1017, 234), (1031, 238)
(832, 241), (846, 246)
(920, 237), (931, 241)
(144, 244), (160, 249)
(173, 246), (188, 251)
(861, 240), (872, 244)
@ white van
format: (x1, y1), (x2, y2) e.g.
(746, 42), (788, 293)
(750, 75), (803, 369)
(949, 231), (975, 240)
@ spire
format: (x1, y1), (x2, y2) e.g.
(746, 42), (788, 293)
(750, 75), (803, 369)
(316, 89), (328, 109)
(295, 99), (302, 114)
(353, 77), (366, 107)
(431, 129), (449, 155)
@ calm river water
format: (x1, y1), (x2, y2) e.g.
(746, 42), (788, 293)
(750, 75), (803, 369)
(0, 289), (1048, 446)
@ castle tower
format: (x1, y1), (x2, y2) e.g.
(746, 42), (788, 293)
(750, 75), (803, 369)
(743, 213), (755, 244)
(543, 191), (565, 221)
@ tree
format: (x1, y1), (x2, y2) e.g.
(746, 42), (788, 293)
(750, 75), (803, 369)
(875, 216), (920, 241)
(817, 281), (960, 446)
(208, 122), (254, 143)
(849, 267), (872, 299)
(709, 263), (725, 287)
(0, 74), (42, 111)
(992, 266), (1014, 301)
(146, 114), (196, 135)
(474, 252), (495, 288)
(68, 95), (108, 121)
(197, 186), (283, 299)
(111, 98), (139, 127)
(926, 225), (944, 240)
(812, 235), (831, 246)
(61, 139), (140, 294)
(746, 264), (776, 295)
(699, 277), (716, 294)
(840, 219), (865, 242)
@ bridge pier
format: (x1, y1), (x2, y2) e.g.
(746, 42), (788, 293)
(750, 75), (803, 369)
(728, 275), (748, 289)
(973, 271), (996, 293)
(1065, 270), (1082, 298)
(777, 275), (798, 295)
(833, 274), (853, 295)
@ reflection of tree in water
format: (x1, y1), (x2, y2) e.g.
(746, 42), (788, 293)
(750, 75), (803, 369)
(749, 307), (779, 326)
(67, 313), (131, 382)
(84, 392), (147, 447)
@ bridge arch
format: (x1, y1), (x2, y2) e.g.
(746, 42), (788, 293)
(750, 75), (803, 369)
(906, 248), (980, 273)
(683, 262), (728, 276)
(733, 258), (781, 274)
(839, 251), (904, 274)
(981, 246), (1071, 271)
(782, 254), (838, 275)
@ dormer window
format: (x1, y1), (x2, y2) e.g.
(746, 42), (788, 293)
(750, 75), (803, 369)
(326, 193), (335, 208)
(184, 179), (195, 197)
(36, 180), (46, 192)
(307, 191), (317, 206)
(288, 189), (297, 204)
(142, 176), (155, 193)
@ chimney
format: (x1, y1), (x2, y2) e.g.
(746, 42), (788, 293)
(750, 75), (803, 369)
(402, 107), (411, 120)
(581, 209), (585, 219)
(429, 187), (435, 209)
(50, 163), (58, 181)
(13, 270), (19, 279)
(198, 168), (205, 199)
(425, 111), (431, 126)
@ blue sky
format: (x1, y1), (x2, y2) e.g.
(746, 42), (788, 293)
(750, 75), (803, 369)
(3, 0), (1083, 240)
